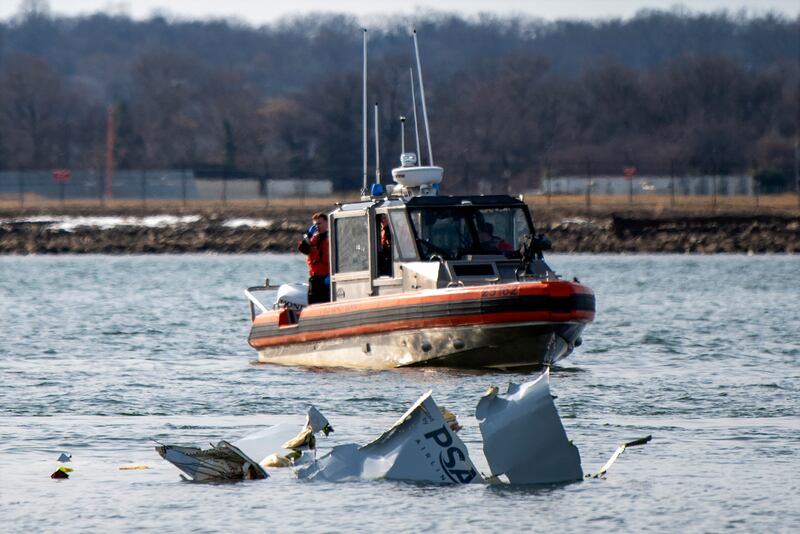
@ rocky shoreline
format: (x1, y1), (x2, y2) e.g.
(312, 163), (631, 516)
(547, 214), (800, 254)
(1, 210), (798, 254)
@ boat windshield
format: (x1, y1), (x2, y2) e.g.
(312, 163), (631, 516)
(408, 206), (532, 260)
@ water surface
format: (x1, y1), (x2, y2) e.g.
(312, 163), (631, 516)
(1, 254), (798, 531)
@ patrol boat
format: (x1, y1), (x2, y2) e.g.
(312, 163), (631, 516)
(243, 30), (595, 370)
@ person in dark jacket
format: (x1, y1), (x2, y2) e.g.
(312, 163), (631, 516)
(377, 214), (393, 277)
(298, 212), (330, 304)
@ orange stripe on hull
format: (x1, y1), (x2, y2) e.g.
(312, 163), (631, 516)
(249, 309), (594, 348)
(252, 280), (594, 327)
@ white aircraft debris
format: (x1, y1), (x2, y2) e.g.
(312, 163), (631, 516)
(155, 440), (268, 481)
(475, 369), (584, 484)
(588, 435), (653, 478)
(156, 371), (651, 486)
(295, 391), (479, 484)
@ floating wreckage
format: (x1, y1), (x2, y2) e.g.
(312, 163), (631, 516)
(475, 371), (583, 485)
(50, 466), (73, 479)
(50, 452), (74, 479)
(157, 371), (649, 485)
(295, 390), (479, 484)
(155, 407), (332, 482)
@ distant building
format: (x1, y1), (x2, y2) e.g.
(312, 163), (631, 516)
(265, 179), (333, 198)
(535, 175), (754, 196)
(0, 171), (335, 201)
(193, 177), (259, 200)
(193, 178), (334, 200)
(0, 170), (197, 199)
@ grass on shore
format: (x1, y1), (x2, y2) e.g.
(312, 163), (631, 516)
(527, 193), (800, 217)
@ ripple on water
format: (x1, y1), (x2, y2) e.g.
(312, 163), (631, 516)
(0, 254), (798, 531)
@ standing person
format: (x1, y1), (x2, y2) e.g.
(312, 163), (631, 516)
(298, 212), (330, 304)
(377, 214), (393, 276)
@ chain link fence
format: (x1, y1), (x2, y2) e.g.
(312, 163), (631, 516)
(0, 167), (798, 212)
(0, 170), (340, 208)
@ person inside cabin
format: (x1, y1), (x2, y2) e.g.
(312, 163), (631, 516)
(377, 214), (393, 277)
(298, 212), (330, 304)
(477, 222), (513, 253)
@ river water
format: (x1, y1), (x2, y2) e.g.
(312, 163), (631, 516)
(1, 254), (798, 532)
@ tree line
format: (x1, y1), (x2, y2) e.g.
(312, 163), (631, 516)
(0, 3), (797, 192)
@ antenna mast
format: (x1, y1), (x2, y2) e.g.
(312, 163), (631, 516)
(362, 29), (368, 192)
(374, 103), (381, 185)
(400, 116), (406, 154)
(412, 30), (434, 166)
(409, 68), (422, 161)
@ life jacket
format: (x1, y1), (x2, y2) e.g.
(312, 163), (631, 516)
(299, 231), (330, 277)
(480, 235), (513, 253)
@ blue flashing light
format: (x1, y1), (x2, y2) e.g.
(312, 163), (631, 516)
(431, 183), (440, 194)
(370, 183), (384, 197)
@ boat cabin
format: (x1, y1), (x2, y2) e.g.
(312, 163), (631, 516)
(328, 194), (555, 302)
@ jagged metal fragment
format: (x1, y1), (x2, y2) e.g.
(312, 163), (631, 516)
(155, 441), (268, 481)
(589, 435), (652, 478)
(295, 391), (480, 484)
(231, 423), (306, 464)
(230, 405), (332, 465)
(475, 369), (583, 484)
(306, 406), (333, 435)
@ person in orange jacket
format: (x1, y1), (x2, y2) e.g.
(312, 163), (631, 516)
(298, 212), (330, 304)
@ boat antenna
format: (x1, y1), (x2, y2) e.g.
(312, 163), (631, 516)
(374, 102), (381, 185)
(362, 29), (368, 193)
(412, 29), (434, 166)
(400, 116), (406, 154)
(409, 68), (422, 161)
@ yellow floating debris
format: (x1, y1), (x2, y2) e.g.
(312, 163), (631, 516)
(260, 453), (292, 468)
(118, 464), (150, 470)
(439, 406), (462, 432)
(282, 428), (315, 450)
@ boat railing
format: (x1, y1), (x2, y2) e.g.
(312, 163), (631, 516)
(244, 285), (276, 322)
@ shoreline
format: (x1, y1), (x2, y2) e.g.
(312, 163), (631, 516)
(1, 207), (798, 254)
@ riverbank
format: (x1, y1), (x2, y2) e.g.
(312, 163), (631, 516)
(1, 204), (798, 254)
(548, 214), (799, 253)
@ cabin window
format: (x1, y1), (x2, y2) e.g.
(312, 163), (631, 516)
(389, 211), (417, 260)
(409, 208), (475, 260)
(335, 216), (369, 273)
(475, 207), (531, 251)
(408, 206), (532, 259)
